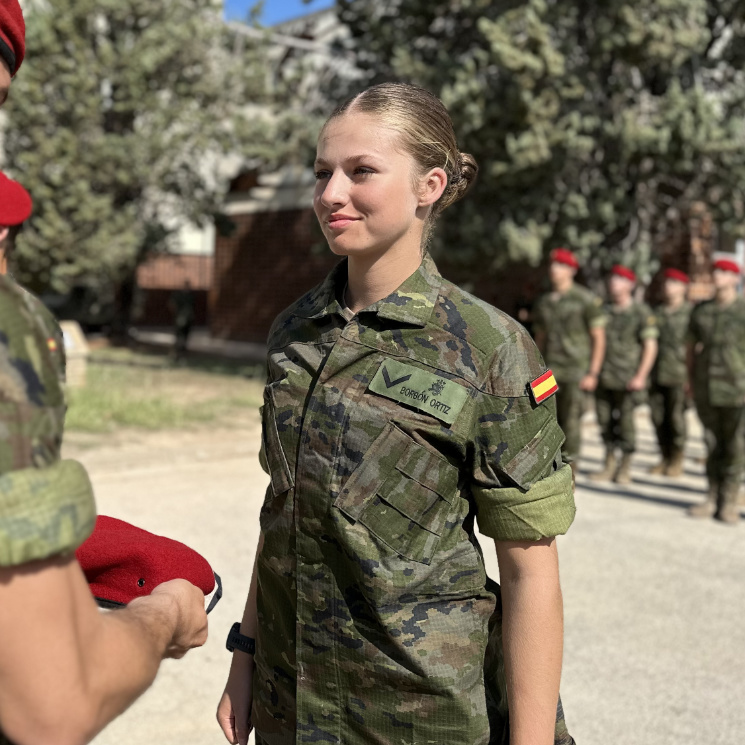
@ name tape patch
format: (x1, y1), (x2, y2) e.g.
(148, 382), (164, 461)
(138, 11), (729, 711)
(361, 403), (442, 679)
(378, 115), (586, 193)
(529, 369), (559, 405)
(368, 358), (468, 425)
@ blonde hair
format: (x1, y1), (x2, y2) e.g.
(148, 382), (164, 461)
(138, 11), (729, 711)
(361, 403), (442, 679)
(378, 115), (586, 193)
(324, 83), (478, 242)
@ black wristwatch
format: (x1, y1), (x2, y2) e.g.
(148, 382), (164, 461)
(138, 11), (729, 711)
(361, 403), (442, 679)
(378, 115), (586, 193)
(226, 622), (256, 655)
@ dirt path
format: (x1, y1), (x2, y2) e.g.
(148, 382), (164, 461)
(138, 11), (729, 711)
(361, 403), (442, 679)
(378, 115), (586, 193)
(66, 408), (745, 745)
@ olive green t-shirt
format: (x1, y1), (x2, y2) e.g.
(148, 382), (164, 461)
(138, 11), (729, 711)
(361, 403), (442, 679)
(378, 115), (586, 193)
(653, 302), (691, 387)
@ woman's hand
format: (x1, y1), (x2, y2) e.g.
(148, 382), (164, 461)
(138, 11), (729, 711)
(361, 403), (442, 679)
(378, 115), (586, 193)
(217, 653), (255, 745)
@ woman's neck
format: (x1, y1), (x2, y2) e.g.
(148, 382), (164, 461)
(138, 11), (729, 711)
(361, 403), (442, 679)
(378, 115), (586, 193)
(345, 241), (424, 314)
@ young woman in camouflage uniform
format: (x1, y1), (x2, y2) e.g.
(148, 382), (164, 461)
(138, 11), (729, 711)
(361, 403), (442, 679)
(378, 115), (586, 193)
(218, 84), (576, 745)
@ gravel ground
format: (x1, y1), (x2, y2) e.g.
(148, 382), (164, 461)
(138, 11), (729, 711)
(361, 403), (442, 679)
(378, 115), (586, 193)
(65, 405), (744, 745)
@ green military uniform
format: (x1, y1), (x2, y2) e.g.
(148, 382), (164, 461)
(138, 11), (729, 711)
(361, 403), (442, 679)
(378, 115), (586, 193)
(650, 302), (691, 466)
(253, 254), (576, 745)
(533, 283), (606, 462)
(0, 275), (96, 745)
(689, 297), (745, 520)
(596, 302), (658, 454)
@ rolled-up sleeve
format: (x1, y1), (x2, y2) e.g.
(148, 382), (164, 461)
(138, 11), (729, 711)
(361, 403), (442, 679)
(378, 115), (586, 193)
(469, 328), (576, 541)
(0, 459), (96, 567)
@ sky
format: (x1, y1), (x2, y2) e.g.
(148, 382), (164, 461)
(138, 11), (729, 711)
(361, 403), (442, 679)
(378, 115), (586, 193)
(224, 0), (335, 25)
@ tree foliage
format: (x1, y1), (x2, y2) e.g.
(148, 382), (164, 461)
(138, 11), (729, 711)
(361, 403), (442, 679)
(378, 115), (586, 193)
(2, 0), (275, 295)
(337, 0), (745, 279)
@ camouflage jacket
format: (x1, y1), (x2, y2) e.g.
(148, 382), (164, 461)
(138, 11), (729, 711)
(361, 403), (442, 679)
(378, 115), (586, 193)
(533, 283), (607, 383)
(600, 301), (659, 390)
(0, 275), (95, 568)
(254, 254), (575, 745)
(652, 302), (691, 388)
(689, 297), (745, 407)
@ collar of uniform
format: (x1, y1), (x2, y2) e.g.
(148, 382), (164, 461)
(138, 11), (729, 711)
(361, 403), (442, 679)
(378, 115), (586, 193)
(298, 253), (441, 327)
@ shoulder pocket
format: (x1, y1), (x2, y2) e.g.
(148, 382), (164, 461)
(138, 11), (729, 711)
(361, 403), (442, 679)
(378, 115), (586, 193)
(497, 416), (565, 490)
(260, 383), (295, 497)
(334, 423), (459, 564)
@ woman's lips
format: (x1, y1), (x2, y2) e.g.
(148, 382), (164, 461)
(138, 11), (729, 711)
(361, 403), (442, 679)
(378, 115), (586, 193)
(328, 216), (359, 230)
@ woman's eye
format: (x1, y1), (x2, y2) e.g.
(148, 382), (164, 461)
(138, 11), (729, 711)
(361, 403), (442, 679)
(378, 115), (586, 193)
(314, 170), (331, 181)
(354, 167), (375, 177)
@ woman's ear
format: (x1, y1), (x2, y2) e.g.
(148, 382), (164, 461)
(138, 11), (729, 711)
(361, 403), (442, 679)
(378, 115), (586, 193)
(418, 167), (448, 208)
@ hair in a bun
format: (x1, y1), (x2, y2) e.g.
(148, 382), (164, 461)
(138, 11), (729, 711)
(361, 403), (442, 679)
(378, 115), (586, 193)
(324, 83), (478, 242)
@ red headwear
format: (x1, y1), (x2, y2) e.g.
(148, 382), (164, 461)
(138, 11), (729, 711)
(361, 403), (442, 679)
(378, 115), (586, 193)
(611, 265), (636, 283)
(713, 259), (741, 275)
(0, 172), (32, 226)
(663, 268), (690, 284)
(550, 248), (579, 270)
(0, 0), (25, 76)
(76, 516), (219, 609)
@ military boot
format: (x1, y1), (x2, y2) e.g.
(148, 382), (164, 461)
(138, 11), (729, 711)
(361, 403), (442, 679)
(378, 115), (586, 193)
(649, 458), (668, 475)
(614, 453), (633, 485)
(590, 451), (616, 482)
(688, 486), (718, 518)
(716, 484), (741, 525)
(665, 450), (684, 478)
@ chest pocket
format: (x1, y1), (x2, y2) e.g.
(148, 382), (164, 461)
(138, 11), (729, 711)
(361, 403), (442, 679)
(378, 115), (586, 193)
(334, 423), (458, 565)
(259, 382), (295, 497)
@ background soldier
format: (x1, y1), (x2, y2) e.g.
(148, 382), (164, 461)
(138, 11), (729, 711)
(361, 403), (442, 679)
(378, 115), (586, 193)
(0, 4), (208, 744)
(687, 258), (745, 524)
(533, 248), (607, 476)
(649, 268), (692, 477)
(591, 265), (658, 484)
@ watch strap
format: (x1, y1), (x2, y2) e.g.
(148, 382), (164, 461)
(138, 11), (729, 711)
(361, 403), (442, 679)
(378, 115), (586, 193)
(226, 621), (256, 655)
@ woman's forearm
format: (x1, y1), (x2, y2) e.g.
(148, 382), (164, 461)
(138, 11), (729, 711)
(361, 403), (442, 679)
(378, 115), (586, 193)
(496, 538), (564, 745)
(240, 532), (263, 638)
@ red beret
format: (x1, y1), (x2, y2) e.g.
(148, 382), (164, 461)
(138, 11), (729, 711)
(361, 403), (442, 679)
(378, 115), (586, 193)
(550, 248), (579, 269)
(76, 516), (218, 609)
(611, 265), (636, 283)
(713, 258), (741, 275)
(663, 268), (690, 284)
(0, 0), (25, 76)
(0, 172), (32, 226)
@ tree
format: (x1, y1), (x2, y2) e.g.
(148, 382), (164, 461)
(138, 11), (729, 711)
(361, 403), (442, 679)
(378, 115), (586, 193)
(337, 0), (745, 280)
(2, 0), (275, 304)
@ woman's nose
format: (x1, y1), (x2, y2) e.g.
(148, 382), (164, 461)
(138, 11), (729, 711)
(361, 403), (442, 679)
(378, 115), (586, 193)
(318, 170), (348, 208)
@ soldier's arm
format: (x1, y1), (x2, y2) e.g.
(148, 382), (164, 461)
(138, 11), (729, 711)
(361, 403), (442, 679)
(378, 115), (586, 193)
(0, 555), (207, 745)
(579, 325), (606, 392)
(628, 337), (658, 391)
(496, 537), (563, 745)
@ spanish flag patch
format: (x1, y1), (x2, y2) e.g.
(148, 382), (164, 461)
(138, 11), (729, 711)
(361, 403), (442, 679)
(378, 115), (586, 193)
(529, 369), (558, 405)
(47, 337), (58, 353)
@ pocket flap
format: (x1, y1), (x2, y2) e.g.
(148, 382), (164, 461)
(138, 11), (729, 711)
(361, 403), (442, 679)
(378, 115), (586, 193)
(396, 440), (458, 499)
(378, 470), (449, 535)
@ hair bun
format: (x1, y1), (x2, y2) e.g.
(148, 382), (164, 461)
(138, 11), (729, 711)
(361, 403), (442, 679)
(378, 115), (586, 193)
(438, 152), (478, 212)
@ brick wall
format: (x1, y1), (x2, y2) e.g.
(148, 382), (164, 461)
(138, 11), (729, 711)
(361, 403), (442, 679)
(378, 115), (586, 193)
(210, 208), (337, 342)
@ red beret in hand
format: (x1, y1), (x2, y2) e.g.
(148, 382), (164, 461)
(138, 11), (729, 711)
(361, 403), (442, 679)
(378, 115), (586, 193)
(0, 172), (32, 226)
(76, 516), (219, 610)
(713, 258), (741, 275)
(663, 268), (690, 284)
(611, 264), (636, 283)
(550, 248), (579, 270)
(0, 0), (25, 76)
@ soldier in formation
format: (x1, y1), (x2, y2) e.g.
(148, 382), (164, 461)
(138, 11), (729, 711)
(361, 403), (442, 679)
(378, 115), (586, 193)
(687, 259), (745, 524)
(533, 247), (606, 477)
(0, 3), (208, 744)
(218, 83), (576, 745)
(591, 265), (659, 484)
(649, 268), (692, 477)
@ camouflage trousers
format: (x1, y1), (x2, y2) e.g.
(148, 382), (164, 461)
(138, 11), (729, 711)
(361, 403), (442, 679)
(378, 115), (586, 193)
(555, 381), (584, 462)
(649, 383), (687, 458)
(595, 386), (636, 454)
(694, 399), (745, 488)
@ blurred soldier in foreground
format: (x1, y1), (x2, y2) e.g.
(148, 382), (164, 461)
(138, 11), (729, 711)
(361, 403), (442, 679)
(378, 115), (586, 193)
(649, 269), (692, 477)
(0, 4), (208, 745)
(687, 259), (745, 524)
(534, 248), (607, 477)
(591, 265), (658, 484)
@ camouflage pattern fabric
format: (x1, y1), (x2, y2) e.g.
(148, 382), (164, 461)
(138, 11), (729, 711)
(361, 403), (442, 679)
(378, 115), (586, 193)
(652, 302), (691, 388)
(600, 301), (658, 390)
(649, 384), (687, 458)
(0, 275), (95, 567)
(533, 283), (607, 384)
(595, 387), (638, 454)
(253, 254), (576, 745)
(554, 383), (585, 462)
(689, 297), (745, 489)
